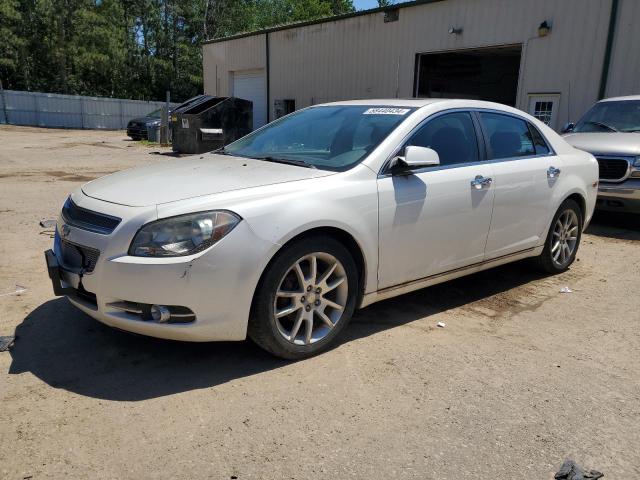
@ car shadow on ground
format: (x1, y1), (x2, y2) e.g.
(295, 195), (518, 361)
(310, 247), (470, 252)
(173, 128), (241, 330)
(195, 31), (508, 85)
(8, 259), (552, 402)
(586, 210), (640, 240)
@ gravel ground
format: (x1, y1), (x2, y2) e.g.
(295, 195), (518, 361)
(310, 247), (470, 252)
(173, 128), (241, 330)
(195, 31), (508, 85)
(0, 125), (639, 479)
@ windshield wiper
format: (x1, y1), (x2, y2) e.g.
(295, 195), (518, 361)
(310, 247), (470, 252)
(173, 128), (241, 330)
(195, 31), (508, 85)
(254, 156), (317, 169)
(585, 121), (618, 132)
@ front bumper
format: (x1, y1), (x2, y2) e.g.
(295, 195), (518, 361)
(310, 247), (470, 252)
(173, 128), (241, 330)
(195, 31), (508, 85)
(47, 195), (278, 342)
(597, 178), (640, 213)
(126, 124), (148, 139)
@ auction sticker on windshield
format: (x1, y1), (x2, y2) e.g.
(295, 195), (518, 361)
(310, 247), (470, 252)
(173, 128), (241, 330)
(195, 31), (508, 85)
(363, 108), (411, 115)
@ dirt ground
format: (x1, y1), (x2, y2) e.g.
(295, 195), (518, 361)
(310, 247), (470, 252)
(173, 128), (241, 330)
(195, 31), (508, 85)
(0, 125), (639, 479)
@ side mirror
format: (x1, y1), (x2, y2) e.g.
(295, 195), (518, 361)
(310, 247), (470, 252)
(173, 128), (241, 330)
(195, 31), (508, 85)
(391, 146), (440, 174)
(561, 122), (575, 134)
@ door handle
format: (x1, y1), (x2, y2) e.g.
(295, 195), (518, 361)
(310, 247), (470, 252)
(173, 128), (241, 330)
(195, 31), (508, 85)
(547, 166), (561, 178)
(471, 175), (493, 189)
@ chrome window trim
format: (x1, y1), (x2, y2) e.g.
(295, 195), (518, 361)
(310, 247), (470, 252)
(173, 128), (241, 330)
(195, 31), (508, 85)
(476, 109), (556, 160)
(378, 107), (556, 178)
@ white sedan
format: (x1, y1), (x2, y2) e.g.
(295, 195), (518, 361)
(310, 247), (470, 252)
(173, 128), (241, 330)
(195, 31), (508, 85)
(46, 99), (598, 359)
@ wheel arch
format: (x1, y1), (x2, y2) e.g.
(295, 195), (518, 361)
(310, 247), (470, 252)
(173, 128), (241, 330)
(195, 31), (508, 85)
(541, 189), (588, 245)
(250, 226), (368, 311)
(565, 192), (586, 223)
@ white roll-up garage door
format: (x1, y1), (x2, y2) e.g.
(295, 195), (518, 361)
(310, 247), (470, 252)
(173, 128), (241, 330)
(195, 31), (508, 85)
(232, 70), (267, 130)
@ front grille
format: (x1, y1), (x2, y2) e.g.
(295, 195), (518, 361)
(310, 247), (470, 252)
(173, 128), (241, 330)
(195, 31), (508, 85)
(596, 157), (630, 181)
(62, 197), (121, 234)
(127, 124), (148, 138)
(60, 239), (100, 273)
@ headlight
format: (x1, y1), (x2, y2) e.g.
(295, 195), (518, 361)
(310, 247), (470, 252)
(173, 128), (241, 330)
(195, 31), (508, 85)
(634, 156), (640, 168)
(129, 211), (241, 257)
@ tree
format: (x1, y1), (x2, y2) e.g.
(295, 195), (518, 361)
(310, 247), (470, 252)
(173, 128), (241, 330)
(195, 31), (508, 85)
(0, 0), (25, 88)
(0, 0), (355, 102)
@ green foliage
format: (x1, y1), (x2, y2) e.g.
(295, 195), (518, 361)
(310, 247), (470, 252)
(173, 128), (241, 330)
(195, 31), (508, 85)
(0, 0), (354, 101)
(0, 0), (25, 85)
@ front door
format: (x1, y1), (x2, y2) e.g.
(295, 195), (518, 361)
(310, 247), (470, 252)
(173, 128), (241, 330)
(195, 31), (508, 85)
(377, 111), (495, 290)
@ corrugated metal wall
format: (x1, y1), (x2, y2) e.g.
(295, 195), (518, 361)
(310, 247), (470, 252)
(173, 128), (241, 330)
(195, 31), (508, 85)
(606, 0), (640, 97)
(203, 34), (266, 97)
(0, 90), (175, 130)
(203, 0), (639, 128)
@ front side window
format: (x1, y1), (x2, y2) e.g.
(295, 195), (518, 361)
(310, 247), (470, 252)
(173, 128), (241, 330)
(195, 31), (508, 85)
(573, 100), (640, 133)
(406, 112), (479, 166)
(223, 106), (415, 171)
(479, 112), (535, 159)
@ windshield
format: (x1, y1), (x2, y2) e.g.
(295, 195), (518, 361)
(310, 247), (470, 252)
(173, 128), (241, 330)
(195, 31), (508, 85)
(147, 108), (162, 119)
(222, 105), (415, 171)
(574, 100), (640, 133)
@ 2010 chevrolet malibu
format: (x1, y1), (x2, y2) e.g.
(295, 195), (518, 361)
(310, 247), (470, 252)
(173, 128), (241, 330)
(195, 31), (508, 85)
(46, 99), (598, 359)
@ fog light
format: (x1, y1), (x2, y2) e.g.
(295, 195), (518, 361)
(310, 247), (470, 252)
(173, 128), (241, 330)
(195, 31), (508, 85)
(151, 305), (171, 323)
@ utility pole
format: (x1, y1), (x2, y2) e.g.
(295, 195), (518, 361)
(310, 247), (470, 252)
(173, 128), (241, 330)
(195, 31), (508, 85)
(0, 79), (8, 124)
(160, 90), (170, 146)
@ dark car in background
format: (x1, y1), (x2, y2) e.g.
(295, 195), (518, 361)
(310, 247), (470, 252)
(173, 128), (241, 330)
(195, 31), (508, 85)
(126, 108), (170, 140)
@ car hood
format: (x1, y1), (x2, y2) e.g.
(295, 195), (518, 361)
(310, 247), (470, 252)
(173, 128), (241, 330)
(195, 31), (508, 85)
(563, 132), (640, 156)
(82, 154), (334, 207)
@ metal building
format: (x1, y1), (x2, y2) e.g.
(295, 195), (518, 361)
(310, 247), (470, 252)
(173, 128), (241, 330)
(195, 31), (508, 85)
(202, 0), (639, 131)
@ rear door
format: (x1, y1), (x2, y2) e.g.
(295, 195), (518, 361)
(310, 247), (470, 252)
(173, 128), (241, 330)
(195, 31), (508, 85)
(377, 111), (495, 289)
(478, 111), (559, 259)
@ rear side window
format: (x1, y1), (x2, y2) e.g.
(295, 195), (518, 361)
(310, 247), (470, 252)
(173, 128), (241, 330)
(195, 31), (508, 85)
(479, 112), (535, 159)
(406, 112), (479, 166)
(528, 124), (551, 155)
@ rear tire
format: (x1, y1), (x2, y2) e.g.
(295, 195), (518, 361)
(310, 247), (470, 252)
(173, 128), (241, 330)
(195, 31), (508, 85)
(248, 235), (358, 360)
(535, 198), (583, 274)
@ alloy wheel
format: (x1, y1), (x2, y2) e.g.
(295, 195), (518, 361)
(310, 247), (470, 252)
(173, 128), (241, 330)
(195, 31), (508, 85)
(551, 209), (579, 268)
(273, 252), (349, 345)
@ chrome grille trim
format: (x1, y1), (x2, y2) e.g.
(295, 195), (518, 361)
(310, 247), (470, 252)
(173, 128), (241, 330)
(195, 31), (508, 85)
(61, 198), (121, 234)
(105, 301), (196, 323)
(595, 155), (632, 183)
(106, 301), (143, 315)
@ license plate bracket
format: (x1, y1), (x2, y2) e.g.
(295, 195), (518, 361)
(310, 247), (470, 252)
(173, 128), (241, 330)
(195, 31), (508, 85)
(44, 249), (78, 296)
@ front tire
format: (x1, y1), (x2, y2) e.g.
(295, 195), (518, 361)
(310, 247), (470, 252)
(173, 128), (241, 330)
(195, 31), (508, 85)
(535, 198), (583, 274)
(248, 235), (358, 360)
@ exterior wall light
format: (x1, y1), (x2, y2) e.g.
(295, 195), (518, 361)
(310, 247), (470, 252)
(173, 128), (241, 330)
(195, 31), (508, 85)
(448, 27), (463, 35)
(538, 20), (551, 37)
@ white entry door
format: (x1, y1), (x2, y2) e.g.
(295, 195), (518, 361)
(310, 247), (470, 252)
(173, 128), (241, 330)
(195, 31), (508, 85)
(528, 94), (560, 130)
(233, 70), (267, 130)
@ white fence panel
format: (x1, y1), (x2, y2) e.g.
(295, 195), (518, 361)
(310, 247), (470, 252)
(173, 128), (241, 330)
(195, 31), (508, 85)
(0, 89), (177, 130)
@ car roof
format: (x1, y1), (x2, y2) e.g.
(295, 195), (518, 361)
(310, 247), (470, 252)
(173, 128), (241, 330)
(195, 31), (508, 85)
(313, 98), (527, 111)
(599, 95), (640, 103)
(315, 98), (446, 107)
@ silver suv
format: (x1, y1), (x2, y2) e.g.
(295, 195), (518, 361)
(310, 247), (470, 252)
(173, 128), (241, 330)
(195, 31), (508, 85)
(563, 96), (640, 213)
